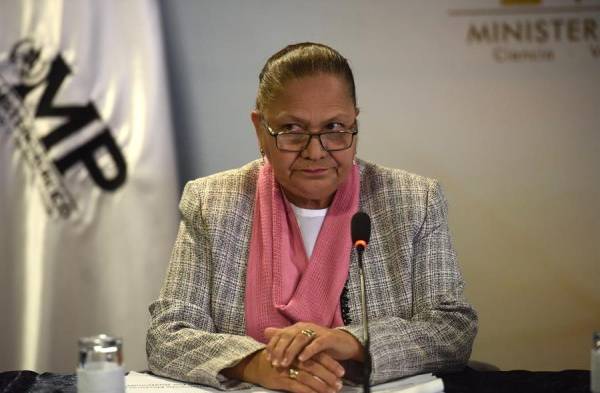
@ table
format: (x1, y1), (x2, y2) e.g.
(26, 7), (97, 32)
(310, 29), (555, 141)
(439, 367), (590, 393)
(0, 368), (591, 393)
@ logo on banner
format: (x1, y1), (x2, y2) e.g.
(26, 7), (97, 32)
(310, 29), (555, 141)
(448, 0), (600, 63)
(0, 38), (127, 219)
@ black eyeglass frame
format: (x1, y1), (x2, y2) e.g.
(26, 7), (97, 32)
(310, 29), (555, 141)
(261, 120), (358, 152)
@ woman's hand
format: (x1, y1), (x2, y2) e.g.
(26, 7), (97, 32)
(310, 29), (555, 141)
(264, 322), (365, 369)
(224, 348), (345, 393)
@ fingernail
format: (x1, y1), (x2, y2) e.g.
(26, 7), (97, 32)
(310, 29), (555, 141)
(272, 360), (279, 367)
(283, 357), (289, 366)
(298, 354), (306, 361)
(337, 368), (345, 377)
(336, 381), (343, 390)
(265, 352), (271, 361)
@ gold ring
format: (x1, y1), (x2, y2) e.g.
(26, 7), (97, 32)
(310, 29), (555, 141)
(301, 328), (316, 338)
(289, 368), (299, 379)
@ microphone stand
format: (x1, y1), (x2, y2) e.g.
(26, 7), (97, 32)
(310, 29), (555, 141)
(357, 246), (371, 393)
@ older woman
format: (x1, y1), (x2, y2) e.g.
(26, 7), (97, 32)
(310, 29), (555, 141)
(146, 43), (477, 393)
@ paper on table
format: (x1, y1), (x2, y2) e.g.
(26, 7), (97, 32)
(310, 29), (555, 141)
(126, 371), (443, 393)
(369, 373), (444, 393)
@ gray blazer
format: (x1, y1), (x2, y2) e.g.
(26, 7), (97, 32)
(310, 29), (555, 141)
(146, 159), (477, 389)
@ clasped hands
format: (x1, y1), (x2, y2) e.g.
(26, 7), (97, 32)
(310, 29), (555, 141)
(229, 322), (364, 393)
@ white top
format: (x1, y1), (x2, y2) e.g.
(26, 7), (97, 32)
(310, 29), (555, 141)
(289, 203), (328, 259)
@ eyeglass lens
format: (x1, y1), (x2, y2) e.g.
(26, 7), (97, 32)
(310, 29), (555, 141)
(277, 132), (353, 152)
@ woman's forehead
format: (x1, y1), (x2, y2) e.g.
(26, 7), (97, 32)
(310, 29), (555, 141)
(264, 74), (356, 121)
(270, 110), (354, 124)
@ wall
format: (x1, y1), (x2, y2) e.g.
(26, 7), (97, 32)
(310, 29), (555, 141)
(160, 0), (600, 370)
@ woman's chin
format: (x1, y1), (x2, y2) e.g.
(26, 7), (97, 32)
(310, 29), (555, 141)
(284, 187), (336, 209)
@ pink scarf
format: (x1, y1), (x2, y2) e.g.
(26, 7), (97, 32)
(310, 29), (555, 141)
(245, 161), (360, 343)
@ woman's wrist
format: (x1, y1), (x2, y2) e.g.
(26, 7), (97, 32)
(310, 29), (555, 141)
(222, 349), (263, 383)
(337, 329), (365, 363)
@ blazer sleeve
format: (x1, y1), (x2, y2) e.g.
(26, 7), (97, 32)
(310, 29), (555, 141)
(340, 180), (478, 384)
(146, 181), (264, 389)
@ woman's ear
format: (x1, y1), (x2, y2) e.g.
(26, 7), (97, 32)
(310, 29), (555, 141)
(251, 110), (262, 136)
(251, 110), (266, 156)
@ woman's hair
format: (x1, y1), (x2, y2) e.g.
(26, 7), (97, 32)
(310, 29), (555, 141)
(256, 42), (356, 111)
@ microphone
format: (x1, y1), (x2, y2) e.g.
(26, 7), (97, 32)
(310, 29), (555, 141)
(350, 212), (371, 393)
(351, 212), (371, 254)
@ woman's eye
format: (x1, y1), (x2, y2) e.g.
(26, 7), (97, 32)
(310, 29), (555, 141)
(326, 122), (346, 131)
(282, 124), (305, 133)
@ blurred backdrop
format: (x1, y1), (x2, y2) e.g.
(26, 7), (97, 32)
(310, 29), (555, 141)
(159, 0), (600, 371)
(1, 0), (599, 373)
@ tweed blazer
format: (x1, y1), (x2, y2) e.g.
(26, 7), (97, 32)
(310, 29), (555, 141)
(146, 159), (478, 389)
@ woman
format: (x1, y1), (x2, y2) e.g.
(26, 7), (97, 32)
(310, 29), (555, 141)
(146, 43), (477, 393)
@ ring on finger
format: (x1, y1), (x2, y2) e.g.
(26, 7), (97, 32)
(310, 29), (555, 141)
(289, 368), (300, 380)
(300, 328), (316, 339)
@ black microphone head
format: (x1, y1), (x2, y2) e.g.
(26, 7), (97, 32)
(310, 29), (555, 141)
(351, 211), (371, 249)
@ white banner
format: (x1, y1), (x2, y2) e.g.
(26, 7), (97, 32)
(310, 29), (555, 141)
(0, 0), (179, 372)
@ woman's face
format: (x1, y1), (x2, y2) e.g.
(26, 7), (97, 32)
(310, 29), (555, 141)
(252, 73), (358, 209)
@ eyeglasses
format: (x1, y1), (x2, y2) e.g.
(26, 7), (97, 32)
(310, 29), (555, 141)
(262, 120), (358, 152)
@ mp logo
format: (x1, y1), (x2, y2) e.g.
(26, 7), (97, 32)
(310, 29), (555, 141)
(0, 38), (127, 219)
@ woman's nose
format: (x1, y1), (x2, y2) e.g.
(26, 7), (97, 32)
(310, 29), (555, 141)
(301, 134), (327, 160)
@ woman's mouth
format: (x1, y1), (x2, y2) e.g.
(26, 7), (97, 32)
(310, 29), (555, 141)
(300, 168), (329, 175)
